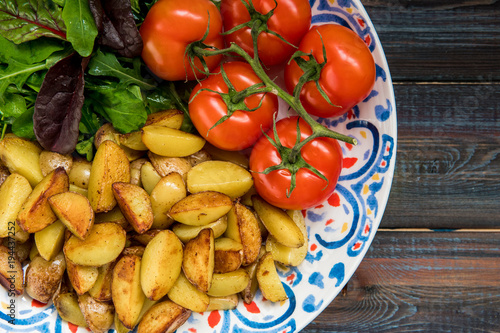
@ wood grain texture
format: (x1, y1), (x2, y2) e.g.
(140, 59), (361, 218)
(303, 231), (500, 332)
(363, 1), (500, 81)
(380, 83), (500, 229)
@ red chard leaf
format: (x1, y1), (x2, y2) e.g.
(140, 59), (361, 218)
(33, 52), (86, 155)
(89, 0), (143, 58)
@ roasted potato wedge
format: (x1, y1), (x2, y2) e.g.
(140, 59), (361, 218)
(2, 237), (32, 263)
(64, 223), (126, 266)
(130, 158), (148, 187)
(112, 254), (145, 329)
(34, 219), (66, 261)
(88, 140), (131, 213)
(203, 143), (249, 169)
(186, 149), (211, 167)
(172, 216), (227, 243)
(142, 125), (205, 157)
(266, 210), (308, 266)
(112, 182), (153, 234)
(0, 173), (32, 241)
(78, 293), (114, 333)
(66, 258), (99, 295)
(88, 261), (115, 302)
(187, 160), (253, 198)
(68, 158), (92, 189)
(240, 246), (266, 304)
(214, 237), (244, 274)
(0, 244), (24, 296)
(207, 269), (250, 297)
(148, 153), (192, 180)
(256, 252), (288, 302)
(169, 191), (233, 226)
(252, 195), (304, 248)
(94, 206), (130, 230)
(225, 202), (262, 266)
(167, 271), (210, 313)
(132, 229), (162, 246)
(145, 109), (184, 128)
(17, 167), (69, 233)
(140, 161), (162, 194)
(182, 228), (214, 293)
(39, 150), (73, 176)
(25, 252), (66, 303)
(48, 191), (95, 240)
(206, 294), (239, 311)
(141, 230), (183, 301)
(0, 134), (43, 187)
(0, 162), (10, 186)
(53, 291), (88, 327)
(150, 172), (186, 229)
(137, 300), (191, 333)
(94, 123), (119, 148)
(118, 130), (148, 151)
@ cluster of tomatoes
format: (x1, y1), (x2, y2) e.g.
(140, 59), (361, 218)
(139, 0), (376, 210)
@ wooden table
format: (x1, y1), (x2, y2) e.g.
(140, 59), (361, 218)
(304, 1), (500, 331)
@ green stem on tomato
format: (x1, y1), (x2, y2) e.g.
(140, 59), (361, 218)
(193, 43), (357, 146)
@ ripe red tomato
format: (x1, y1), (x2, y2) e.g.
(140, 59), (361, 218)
(140, 0), (224, 81)
(189, 61), (279, 151)
(249, 116), (343, 210)
(220, 0), (311, 67)
(284, 24), (376, 118)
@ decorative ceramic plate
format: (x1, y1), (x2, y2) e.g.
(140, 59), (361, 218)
(0, 0), (396, 332)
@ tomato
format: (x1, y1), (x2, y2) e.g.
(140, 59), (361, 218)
(284, 24), (376, 118)
(140, 0), (224, 81)
(220, 0), (311, 67)
(189, 61), (278, 151)
(249, 116), (343, 210)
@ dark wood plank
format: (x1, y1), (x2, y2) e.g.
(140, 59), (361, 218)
(380, 83), (500, 229)
(303, 231), (500, 332)
(363, 1), (500, 82)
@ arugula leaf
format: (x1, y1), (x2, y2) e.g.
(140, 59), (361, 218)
(87, 50), (155, 90)
(62, 0), (98, 57)
(11, 107), (35, 139)
(0, 0), (67, 43)
(86, 81), (147, 134)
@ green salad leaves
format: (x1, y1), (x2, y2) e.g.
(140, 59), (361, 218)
(0, 0), (185, 159)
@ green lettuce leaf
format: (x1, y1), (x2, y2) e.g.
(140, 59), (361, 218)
(62, 0), (98, 57)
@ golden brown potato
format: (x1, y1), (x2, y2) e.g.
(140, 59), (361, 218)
(78, 293), (115, 333)
(0, 162), (10, 187)
(66, 258), (99, 295)
(169, 191), (233, 226)
(88, 140), (131, 213)
(186, 149), (212, 167)
(88, 261), (115, 302)
(118, 130), (148, 151)
(167, 271), (210, 313)
(182, 228), (214, 293)
(256, 252), (287, 302)
(48, 191), (95, 240)
(0, 134), (43, 187)
(206, 294), (239, 311)
(39, 150), (73, 176)
(112, 254), (146, 329)
(140, 161), (162, 194)
(64, 223), (126, 266)
(145, 109), (184, 128)
(214, 237), (244, 274)
(252, 195), (304, 248)
(172, 216), (227, 243)
(112, 182), (153, 234)
(2, 237), (32, 263)
(132, 229), (162, 246)
(186, 160), (253, 199)
(122, 245), (145, 258)
(266, 210), (308, 266)
(17, 167), (69, 233)
(94, 206), (130, 230)
(68, 158), (92, 189)
(141, 230), (183, 301)
(94, 123), (119, 148)
(0, 244), (24, 296)
(142, 125), (205, 157)
(53, 291), (88, 327)
(203, 143), (249, 169)
(150, 172), (186, 229)
(148, 153), (192, 181)
(130, 158), (148, 187)
(25, 252), (66, 303)
(34, 220), (66, 261)
(207, 269), (250, 297)
(137, 300), (191, 333)
(0, 173), (32, 241)
(225, 202), (262, 266)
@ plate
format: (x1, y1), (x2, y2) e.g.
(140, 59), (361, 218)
(0, 0), (396, 332)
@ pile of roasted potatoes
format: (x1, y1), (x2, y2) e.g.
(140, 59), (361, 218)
(0, 110), (309, 333)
